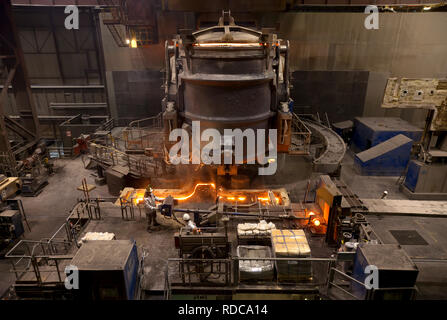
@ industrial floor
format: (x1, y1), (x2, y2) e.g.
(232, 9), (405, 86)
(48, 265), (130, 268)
(0, 158), (110, 297)
(0, 147), (445, 299)
(80, 203), (179, 295)
(367, 215), (447, 299)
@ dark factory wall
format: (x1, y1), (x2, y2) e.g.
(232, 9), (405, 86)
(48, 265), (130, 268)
(281, 12), (447, 127)
(100, 11), (174, 124)
(112, 70), (163, 124)
(1, 7), (107, 140)
(100, 11), (447, 127)
(3, 9), (447, 128)
(2, 8), (106, 113)
(291, 71), (369, 123)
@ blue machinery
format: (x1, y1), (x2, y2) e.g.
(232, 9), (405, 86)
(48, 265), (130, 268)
(381, 78), (447, 199)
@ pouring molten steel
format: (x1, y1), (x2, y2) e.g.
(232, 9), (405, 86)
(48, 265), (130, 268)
(155, 183), (216, 201)
(123, 182), (283, 206)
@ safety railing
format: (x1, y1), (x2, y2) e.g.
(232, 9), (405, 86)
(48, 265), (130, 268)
(164, 256), (335, 299)
(66, 200), (102, 244)
(47, 145), (74, 159)
(6, 239), (73, 285)
(165, 258), (232, 296)
(88, 142), (160, 177)
(176, 258), (232, 286)
(122, 129), (165, 152)
(86, 113), (165, 179)
(232, 256), (333, 287)
(123, 113), (164, 153)
(128, 112), (163, 129)
(290, 113), (311, 155)
(5, 198), (102, 287)
(119, 196), (144, 221)
(96, 117), (115, 132)
(326, 265), (417, 300)
(326, 267), (364, 300)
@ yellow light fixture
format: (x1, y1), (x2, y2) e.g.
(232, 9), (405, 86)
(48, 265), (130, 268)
(423, 6), (432, 10)
(130, 39), (137, 48)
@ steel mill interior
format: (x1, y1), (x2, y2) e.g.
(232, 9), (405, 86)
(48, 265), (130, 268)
(1, 0), (447, 302)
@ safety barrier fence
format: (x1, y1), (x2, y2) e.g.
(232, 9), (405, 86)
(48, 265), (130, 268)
(290, 113), (312, 155)
(327, 267), (417, 300)
(88, 142), (160, 177)
(5, 199), (102, 287)
(164, 256), (336, 299)
(128, 112), (163, 129)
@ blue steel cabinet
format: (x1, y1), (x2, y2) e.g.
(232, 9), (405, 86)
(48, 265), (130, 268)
(354, 134), (413, 176)
(352, 117), (422, 152)
(352, 244), (418, 300)
(70, 240), (139, 300)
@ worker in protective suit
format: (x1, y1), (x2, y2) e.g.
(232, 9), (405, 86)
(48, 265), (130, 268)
(182, 213), (198, 233)
(144, 185), (161, 232)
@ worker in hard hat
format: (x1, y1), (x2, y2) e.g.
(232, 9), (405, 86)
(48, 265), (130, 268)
(182, 213), (197, 233)
(144, 185), (161, 232)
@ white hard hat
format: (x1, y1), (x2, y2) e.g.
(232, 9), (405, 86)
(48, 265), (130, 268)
(183, 213), (190, 221)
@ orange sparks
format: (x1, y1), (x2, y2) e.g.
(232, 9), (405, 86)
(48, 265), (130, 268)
(256, 196), (280, 204)
(129, 192), (145, 205)
(221, 196), (246, 202)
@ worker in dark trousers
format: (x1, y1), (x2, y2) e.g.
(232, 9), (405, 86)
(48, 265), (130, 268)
(143, 185), (161, 232)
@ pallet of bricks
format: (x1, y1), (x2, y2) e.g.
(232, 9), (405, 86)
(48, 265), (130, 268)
(271, 229), (312, 282)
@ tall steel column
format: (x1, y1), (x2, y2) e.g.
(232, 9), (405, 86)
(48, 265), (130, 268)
(0, 0), (40, 174)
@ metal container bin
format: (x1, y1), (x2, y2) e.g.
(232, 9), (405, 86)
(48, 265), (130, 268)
(237, 245), (274, 282)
